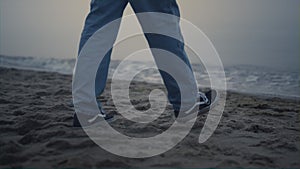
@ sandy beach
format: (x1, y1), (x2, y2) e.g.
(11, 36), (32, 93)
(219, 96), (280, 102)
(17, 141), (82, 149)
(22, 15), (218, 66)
(0, 67), (299, 168)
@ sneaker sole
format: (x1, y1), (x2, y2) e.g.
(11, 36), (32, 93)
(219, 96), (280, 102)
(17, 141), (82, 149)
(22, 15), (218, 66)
(73, 116), (116, 129)
(175, 89), (219, 123)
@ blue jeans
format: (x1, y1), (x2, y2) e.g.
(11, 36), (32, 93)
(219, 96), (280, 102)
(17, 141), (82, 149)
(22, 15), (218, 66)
(79, 0), (197, 112)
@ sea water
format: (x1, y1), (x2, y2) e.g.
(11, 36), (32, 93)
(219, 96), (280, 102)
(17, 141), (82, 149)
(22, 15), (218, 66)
(0, 55), (299, 98)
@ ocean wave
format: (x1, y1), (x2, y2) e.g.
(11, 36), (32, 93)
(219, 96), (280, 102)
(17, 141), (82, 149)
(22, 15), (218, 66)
(0, 55), (299, 97)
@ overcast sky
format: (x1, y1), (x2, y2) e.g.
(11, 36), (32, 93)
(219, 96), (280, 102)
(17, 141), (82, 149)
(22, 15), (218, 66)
(0, 0), (299, 71)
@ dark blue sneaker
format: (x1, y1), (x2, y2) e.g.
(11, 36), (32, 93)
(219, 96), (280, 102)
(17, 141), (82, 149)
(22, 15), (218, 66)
(73, 111), (114, 128)
(198, 89), (218, 114)
(174, 89), (219, 122)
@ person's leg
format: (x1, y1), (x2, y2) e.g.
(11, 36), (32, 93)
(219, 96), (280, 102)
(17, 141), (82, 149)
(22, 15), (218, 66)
(129, 0), (198, 112)
(78, 0), (128, 111)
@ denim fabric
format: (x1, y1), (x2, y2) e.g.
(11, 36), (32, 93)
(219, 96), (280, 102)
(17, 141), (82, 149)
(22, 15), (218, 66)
(78, 0), (197, 112)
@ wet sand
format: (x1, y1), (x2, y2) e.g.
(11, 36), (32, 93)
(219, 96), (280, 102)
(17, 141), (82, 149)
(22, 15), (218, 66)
(0, 67), (299, 168)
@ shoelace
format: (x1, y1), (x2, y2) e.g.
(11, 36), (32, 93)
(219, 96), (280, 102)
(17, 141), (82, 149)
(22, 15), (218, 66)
(198, 92), (210, 105)
(182, 92), (210, 115)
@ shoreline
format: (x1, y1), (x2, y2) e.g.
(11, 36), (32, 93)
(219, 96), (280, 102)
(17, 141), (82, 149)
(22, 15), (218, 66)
(0, 54), (299, 98)
(1, 66), (299, 100)
(0, 67), (299, 168)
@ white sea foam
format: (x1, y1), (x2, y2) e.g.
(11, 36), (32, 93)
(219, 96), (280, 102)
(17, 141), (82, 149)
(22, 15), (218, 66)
(0, 55), (299, 97)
